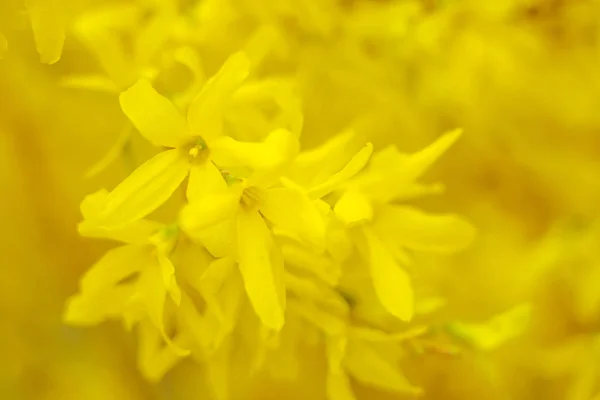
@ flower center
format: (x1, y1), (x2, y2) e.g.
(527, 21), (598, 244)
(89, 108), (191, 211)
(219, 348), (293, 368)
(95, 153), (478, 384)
(240, 186), (263, 211)
(187, 137), (208, 161)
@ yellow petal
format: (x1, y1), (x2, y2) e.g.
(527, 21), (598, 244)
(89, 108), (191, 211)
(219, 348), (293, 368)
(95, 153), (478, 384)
(171, 46), (206, 107)
(260, 187), (326, 250)
(374, 205), (476, 253)
(79, 245), (146, 293)
(282, 243), (340, 285)
(27, 0), (66, 64)
(79, 190), (163, 244)
(120, 80), (192, 148)
(188, 219), (236, 258)
(210, 128), (299, 172)
(74, 25), (136, 87)
(345, 339), (422, 394)
(187, 52), (250, 141)
(447, 304), (531, 351)
(287, 300), (346, 337)
(137, 258), (190, 357)
(100, 149), (189, 228)
(236, 210), (285, 330)
(137, 320), (187, 383)
(134, 13), (174, 68)
(205, 338), (233, 400)
(363, 227), (414, 322)
(85, 125), (133, 178)
(156, 251), (182, 306)
(333, 190), (373, 227)
(199, 257), (236, 295)
(308, 143), (373, 199)
(290, 129), (356, 184)
(179, 189), (240, 234)
(186, 161), (228, 202)
(400, 128), (461, 181)
(326, 337), (356, 400)
(64, 285), (136, 326)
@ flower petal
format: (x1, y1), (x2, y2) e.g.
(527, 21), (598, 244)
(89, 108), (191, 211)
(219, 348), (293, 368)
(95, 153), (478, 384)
(399, 128), (462, 181)
(236, 210), (285, 330)
(99, 149), (189, 228)
(345, 339), (422, 394)
(27, 0), (66, 64)
(186, 161), (228, 202)
(308, 143), (373, 199)
(333, 190), (373, 227)
(79, 190), (163, 244)
(260, 187), (326, 250)
(326, 337), (356, 400)
(137, 258), (190, 357)
(188, 52), (250, 141)
(180, 189), (240, 234)
(137, 320), (188, 383)
(210, 128), (299, 172)
(362, 227), (414, 322)
(374, 205), (476, 253)
(120, 80), (192, 148)
(79, 245), (146, 293)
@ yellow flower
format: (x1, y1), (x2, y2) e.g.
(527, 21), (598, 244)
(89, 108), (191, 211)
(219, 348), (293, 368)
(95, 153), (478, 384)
(91, 51), (297, 229)
(333, 129), (476, 322)
(65, 190), (187, 358)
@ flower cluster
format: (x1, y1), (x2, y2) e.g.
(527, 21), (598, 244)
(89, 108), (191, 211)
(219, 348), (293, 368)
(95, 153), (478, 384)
(62, 43), (480, 398)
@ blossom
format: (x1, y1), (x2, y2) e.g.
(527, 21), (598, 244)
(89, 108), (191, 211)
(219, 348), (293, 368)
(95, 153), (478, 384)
(333, 129), (476, 322)
(90, 51), (296, 229)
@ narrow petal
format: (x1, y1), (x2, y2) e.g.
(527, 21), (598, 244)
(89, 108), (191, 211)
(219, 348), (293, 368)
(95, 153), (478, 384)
(260, 187), (326, 250)
(236, 210), (285, 330)
(447, 304), (531, 351)
(85, 125), (133, 178)
(363, 227), (414, 322)
(290, 129), (356, 184)
(79, 189), (162, 244)
(187, 52), (251, 141)
(345, 339), (422, 394)
(374, 205), (476, 254)
(133, 14), (174, 68)
(326, 337), (356, 400)
(187, 219), (236, 258)
(400, 128), (462, 181)
(27, 0), (66, 64)
(205, 337), (233, 400)
(74, 19), (136, 86)
(186, 161), (228, 202)
(333, 190), (373, 227)
(137, 320), (188, 383)
(79, 245), (146, 293)
(138, 258), (190, 357)
(210, 128), (299, 172)
(120, 80), (192, 148)
(179, 189), (240, 234)
(100, 149), (189, 227)
(308, 143), (373, 199)
(63, 285), (136, 325)
(156, 252), (182, 306)
(199, 257), (236, 295)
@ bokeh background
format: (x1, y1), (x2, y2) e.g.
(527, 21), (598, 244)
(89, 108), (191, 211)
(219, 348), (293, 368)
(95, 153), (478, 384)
(2, 0), (600, 399)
